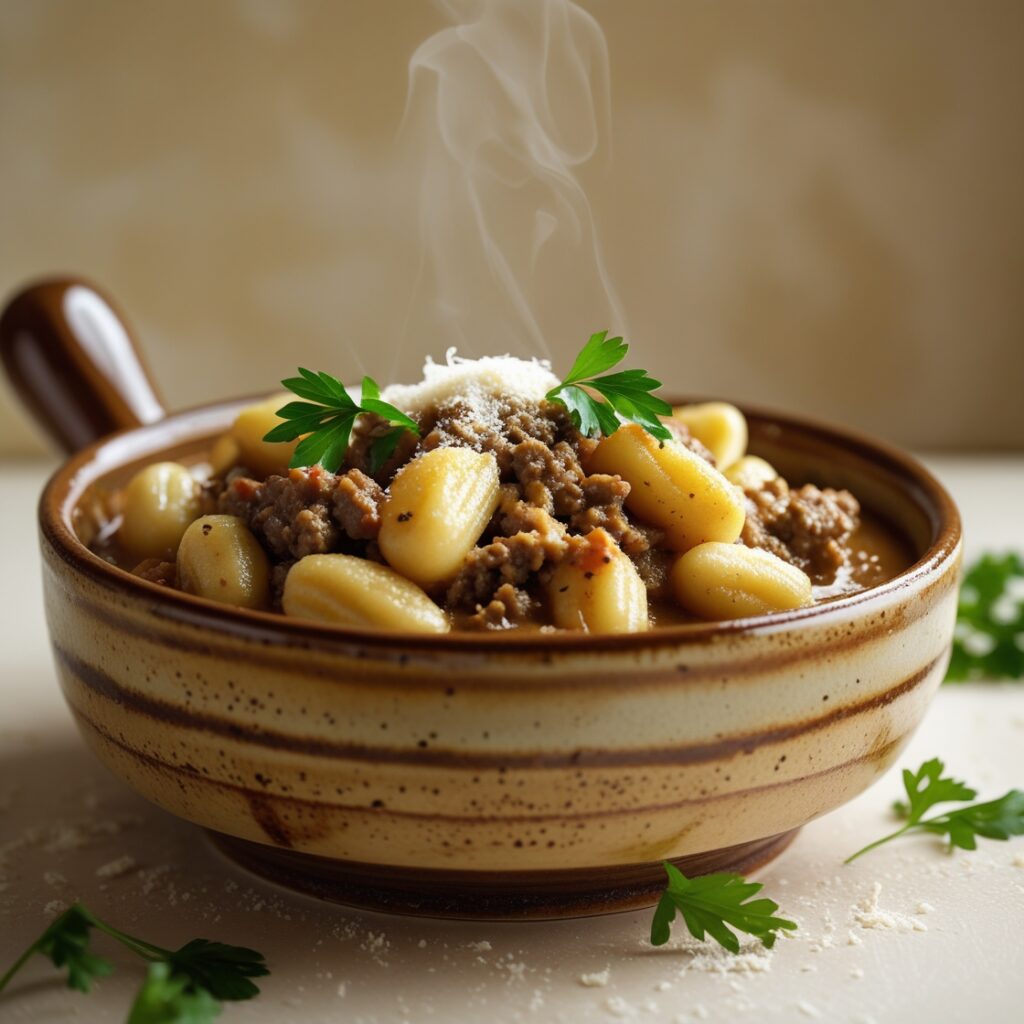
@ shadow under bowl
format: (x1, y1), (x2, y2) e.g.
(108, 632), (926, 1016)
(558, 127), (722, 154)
(39, 398), (961, 918)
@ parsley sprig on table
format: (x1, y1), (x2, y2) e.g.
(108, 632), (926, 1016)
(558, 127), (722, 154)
(946, 552), (1024, 682)
(0, 903), (269, 1023)
(263, 368), (420, 474)
(845, 757), (1024, 863)
(649, 862), (797, 952)
(545, 330), (673, 441)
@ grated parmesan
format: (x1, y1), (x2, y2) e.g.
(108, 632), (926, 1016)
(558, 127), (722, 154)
(851, 882), (925, 932)
(96, 854), (137, 879)
(579, 967), (611, 987)
(382, 351), (559, 415)
(603, 995), (635, 1018)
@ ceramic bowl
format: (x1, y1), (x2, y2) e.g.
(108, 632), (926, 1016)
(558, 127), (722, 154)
(2, 278), (962, 918)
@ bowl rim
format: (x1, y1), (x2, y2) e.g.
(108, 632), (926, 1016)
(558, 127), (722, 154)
(39, 394), (962, 654)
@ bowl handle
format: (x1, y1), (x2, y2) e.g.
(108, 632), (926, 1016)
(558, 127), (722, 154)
(0, 276), (166, 453)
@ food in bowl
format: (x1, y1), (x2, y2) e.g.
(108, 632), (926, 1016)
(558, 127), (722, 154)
(87, 334), (911, 633)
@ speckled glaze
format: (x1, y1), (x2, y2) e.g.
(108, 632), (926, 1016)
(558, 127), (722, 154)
(37, 396), (961, 918)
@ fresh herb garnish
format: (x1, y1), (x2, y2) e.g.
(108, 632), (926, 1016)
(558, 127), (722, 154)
(127, 963), (221, 1024)
(947, 552), (1024, 682)
(264, 369), (419, 474)
(0, 903), (268, 1022)
(649, 862), (797, 952)
(845, 757), (1024, 863)
(546, 331), (673, 441)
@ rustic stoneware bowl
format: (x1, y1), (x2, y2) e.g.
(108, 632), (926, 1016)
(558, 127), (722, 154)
(1, 278), (962, 919)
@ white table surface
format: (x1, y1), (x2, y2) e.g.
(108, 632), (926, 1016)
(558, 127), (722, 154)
(2, 455), (1023, 1024)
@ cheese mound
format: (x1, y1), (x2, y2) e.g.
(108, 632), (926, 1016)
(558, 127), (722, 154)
(382, 349), (559, 415)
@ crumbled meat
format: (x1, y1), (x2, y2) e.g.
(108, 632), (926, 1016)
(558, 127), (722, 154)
(332, 469), (384, 540)
(741, 478), (860, 583)
(447, 529), (569, 612)
(220, 466), (385, 560)
(662, 418), (716, 465)
(568, 474), (649, 555)
(493, 488), (561, 537)
(196, 480), (221, 517)
(510, 439), (585, 515)
(467, 583), (535, 629)
(269, 561), (293, 610)
(629, 543), (673, 595)
(418, 396), (574, 476)
(225, 465), (256, 484)
(345, 413), (419, 482)
(220, 466), (340, 560)
(132, 559), (177, 587)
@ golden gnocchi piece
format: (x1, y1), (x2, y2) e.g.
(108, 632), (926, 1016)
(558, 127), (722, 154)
(283, 553), (449, 633)
(176, 515), (271, 609)
(672, 402), (748, 470)
(724, 455), (778, 492)
(670, 541), (812, 620)
(119, 461), (202, 560)
(379, 448), (500, 587)
(587, 424), (746, 552)
(209, 433), (241, 476)
(548, 528), (649, 634)
(230, 393), (299, 477)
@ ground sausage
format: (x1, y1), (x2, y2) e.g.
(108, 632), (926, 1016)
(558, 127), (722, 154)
(741, 478), (860, 584)
(132, 558), (177, 587)
(220, 467), (340, 560)
(466, 583), (535, 629)
(446, 529), (570, 612)
(569, 474), (649, 555)
(345, 413), (420, 483)
(331, 468), (385, 540)
(510, 439), (585, 516)
(418, 396), (575, 477)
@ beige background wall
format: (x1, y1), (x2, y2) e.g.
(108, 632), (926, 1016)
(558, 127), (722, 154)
(2, 0), (1022, 456)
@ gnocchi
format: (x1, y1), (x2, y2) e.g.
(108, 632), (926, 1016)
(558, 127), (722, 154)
(670, 541), (812, 620)
(587, 424), (746, 552)
(672, 402), (748, 470)
(208, 433), (241, 476)
(283, 553), (449, 633)
(177, 515), (271, 609)
(230, 393), (299, 477)
(548, 529), (649, 633)
(379, 448), (500, 587)
(119, 461), (201, 560)
(724, 455), (778, 492)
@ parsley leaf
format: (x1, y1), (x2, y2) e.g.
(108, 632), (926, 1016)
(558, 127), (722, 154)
(0, 904), (114, 994)
(546, 331), (673, 442)
(127, 963), (221, 1024)
(649, 863), (797, 953)
(845, 757), (1024, 862)
(897, 757), (977, 819)
(264, 369), (419, 474)
(0, 903), (269, 1022)
(166, 939), (268, 1001)
(946, 552), (1024, 682)
(915, 790), (1024, 850)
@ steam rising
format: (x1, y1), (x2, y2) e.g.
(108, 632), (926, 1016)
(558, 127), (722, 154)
(400, 0), (625, 359)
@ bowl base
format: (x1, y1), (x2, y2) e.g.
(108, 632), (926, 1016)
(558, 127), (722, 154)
(208, 828), (799, 920)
